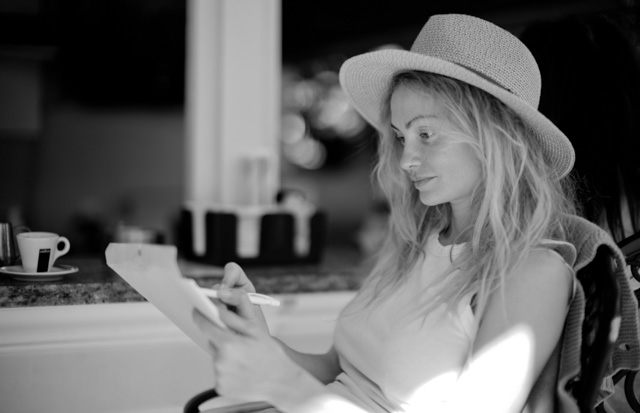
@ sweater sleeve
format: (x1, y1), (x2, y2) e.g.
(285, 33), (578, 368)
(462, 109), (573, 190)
(555, 215), (640, 412)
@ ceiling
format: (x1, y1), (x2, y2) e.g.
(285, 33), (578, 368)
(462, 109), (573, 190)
(0, 0), (633, 105)
(1, 0), (633, 62)
(282, 0), (635, 62)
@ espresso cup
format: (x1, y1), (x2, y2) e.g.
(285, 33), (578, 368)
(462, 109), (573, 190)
(16, 232), (71, 273)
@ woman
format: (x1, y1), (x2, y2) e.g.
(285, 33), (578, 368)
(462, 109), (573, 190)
(191, 14), (627, 413)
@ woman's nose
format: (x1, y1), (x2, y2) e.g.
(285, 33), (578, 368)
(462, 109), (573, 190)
(400, 142), (421, 172)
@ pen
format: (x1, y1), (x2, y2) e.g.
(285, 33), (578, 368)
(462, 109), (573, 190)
(200, 288), (281, 307)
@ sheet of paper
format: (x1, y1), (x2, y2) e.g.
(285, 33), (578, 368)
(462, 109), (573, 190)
(105, 242), (225, 355)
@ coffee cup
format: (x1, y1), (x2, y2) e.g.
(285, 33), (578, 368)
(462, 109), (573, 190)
(16, 232), (71, 273)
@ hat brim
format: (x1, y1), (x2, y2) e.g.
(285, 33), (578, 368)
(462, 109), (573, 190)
(339, 49), (575, 178)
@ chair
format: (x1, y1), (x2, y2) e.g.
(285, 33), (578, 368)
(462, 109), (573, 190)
(184, 244), (626, 413)
(183, 389), (271, 413)
(619, 231), (640, 287)
(596, 231), (640, 413)
(571, 245), (622, 412)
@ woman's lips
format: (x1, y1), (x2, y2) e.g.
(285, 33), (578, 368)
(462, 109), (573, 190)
(413, 177), (435, 190)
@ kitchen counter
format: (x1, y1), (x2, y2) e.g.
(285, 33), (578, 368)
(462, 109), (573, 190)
(0, 246), (370, 308)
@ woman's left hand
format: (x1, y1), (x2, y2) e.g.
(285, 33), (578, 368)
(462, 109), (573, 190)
(193, 289), (303, 402)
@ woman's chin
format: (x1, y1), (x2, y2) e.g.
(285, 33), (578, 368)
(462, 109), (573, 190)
(418, 192), (440, 207)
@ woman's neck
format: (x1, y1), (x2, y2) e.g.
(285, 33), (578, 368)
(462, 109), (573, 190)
(440, 209), (471, 246)
(439, 225), (468, 246)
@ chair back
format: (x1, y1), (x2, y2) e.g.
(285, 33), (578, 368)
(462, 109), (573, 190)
(619, 231), (640, 291)
(572, 245), (622, 412)
(184, 388), (273, 413)
(596, 231), (640, 413)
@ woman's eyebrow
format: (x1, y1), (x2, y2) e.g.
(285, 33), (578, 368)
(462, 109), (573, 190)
(390, 114), (439, 131)
(405, 115), (438, 129)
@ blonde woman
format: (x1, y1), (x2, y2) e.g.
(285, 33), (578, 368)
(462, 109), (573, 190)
(193, 14), (639, 413)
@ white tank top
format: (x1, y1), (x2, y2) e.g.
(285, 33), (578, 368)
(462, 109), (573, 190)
(327, 233), (576, 413)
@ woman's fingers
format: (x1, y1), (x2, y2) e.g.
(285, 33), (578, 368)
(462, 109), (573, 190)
(214, 287), (259, 320)
(221, 262), (256, 292)
(197, 290), (260, 338)
(220, 262), (241, 288)
(215, 293), (259, 336)
(208, 287), (272, 337)
(192, 308), (230, 349)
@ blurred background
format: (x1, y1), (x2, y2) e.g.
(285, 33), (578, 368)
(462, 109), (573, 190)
(0, 0), (637, 256)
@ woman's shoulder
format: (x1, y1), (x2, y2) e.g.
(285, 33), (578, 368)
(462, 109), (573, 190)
(505, 246), (575, 303)
(521, 247), (574, 277)
(536, 238), (577, 269)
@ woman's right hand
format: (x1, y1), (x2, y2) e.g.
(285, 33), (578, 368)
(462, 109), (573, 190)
(218, 264), (341, 386)
(214, 262), (269, 334)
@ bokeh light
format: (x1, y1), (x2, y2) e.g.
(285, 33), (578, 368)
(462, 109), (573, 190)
(281, 60), (372, 169)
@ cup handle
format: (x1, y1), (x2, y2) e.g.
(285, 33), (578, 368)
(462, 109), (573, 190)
(54, 236), (71, 261)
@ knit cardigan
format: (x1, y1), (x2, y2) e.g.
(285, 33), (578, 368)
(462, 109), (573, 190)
(526, 215), (640, 413)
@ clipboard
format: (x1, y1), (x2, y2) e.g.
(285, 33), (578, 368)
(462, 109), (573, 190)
(105, 242), (225, 355)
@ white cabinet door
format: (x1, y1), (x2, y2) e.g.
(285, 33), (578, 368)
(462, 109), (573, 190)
(0, 291), (354, 413)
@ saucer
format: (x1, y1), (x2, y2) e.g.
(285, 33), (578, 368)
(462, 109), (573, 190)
(0, 264), (79, 282)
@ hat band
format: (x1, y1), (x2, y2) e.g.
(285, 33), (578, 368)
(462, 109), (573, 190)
(443, 60), (518, 100)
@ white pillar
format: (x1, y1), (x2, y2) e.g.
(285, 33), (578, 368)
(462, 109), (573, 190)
(184, 0), (281, 256)
(185, 0), (281, 206)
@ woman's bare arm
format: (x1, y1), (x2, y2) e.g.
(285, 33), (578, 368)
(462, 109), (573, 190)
(451, 248), (573, 412)
(276, 342), (342, 384)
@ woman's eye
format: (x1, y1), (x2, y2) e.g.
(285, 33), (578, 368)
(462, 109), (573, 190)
(419, 131), (434, 141)
(394, 134), (405, 145)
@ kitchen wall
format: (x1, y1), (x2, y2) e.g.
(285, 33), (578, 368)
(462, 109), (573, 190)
(30, 104), (186, 249)
(0, 76), (187, 255)
(0, 99), (376, 255)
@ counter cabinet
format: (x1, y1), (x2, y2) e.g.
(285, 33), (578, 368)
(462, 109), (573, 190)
(0, 254), (364, 413)
(0, 292), (356, 413)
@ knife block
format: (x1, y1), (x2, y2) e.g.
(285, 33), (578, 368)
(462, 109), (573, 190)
(176, 206), (326, 267)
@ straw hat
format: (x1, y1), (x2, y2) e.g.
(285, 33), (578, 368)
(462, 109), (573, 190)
(339, 14), (575, 178)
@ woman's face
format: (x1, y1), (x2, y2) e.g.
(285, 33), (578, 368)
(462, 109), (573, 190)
(390, 85), (482, 220)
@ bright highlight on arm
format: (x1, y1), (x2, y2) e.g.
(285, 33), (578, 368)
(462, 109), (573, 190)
(407, 325), (535, 413)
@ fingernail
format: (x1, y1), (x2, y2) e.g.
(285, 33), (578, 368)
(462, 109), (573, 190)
(217, 288), (232, 299)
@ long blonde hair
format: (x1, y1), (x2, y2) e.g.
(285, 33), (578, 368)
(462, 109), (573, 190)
(348, 71), (576, 321)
